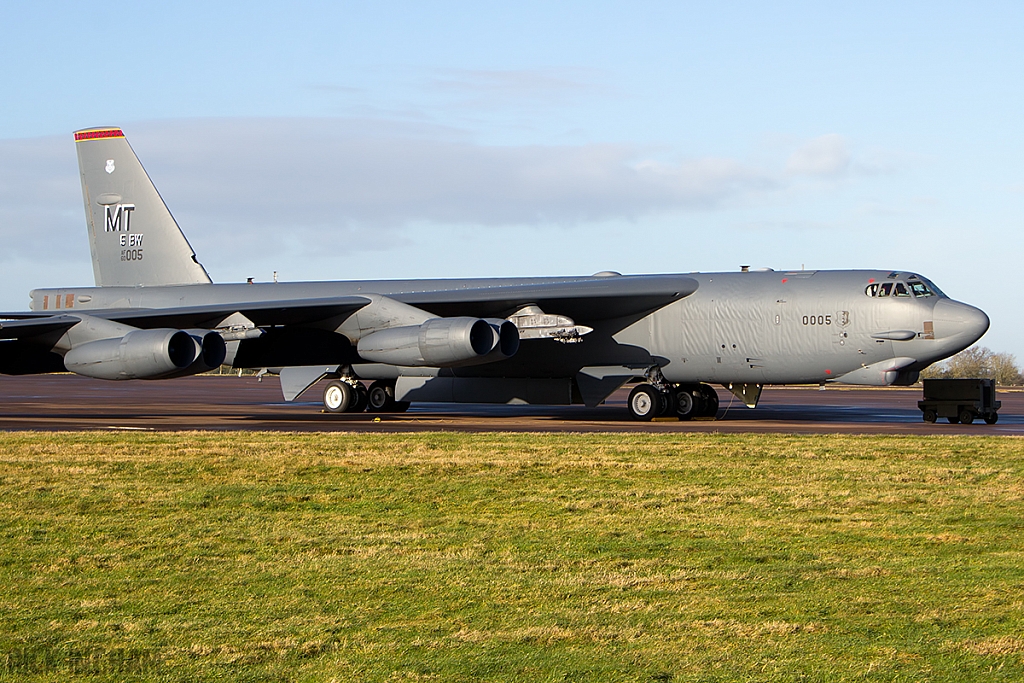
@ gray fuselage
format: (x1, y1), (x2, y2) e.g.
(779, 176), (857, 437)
(32, 268), (988, 388)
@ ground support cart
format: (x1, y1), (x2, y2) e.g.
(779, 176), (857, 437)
(918, 378), (1000, 424)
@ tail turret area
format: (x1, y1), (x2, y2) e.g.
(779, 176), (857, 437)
(75, 127), (212, 287)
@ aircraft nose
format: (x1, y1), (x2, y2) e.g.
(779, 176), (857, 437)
(932, 298), (989, 346)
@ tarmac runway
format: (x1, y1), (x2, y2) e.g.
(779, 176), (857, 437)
(1, 374), (1021, 434)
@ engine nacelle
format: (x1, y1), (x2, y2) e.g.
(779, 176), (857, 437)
(357, 317), (504, 367)
(160, 330), (228, 378)
(64, 328), (197, 380)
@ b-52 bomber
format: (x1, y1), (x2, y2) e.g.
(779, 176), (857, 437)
(0, 127), (990, 420)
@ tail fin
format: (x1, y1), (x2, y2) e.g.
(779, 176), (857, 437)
(74, 127), (212, 287)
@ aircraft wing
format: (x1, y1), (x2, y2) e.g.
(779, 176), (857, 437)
(1, 296), (372, 334)
(0, 276), (693, 337)
(392, 274), (699, 321)
(97, 296), (374, 329)
(0, 315), (81, 340)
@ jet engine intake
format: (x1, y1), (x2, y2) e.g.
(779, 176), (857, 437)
(357, 317), (514, 367)
(63, 328), (198, 380)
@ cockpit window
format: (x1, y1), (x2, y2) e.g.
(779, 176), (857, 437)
(867, 278), (940, 298)
(910, 281), (933, 297)
(920, 277), (946, 298)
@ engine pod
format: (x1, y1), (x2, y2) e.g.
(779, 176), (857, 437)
(357, 317), (495, 366)
(64, 329), (197, 380)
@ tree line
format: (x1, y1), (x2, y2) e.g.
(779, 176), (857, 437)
(920, 346), (1023, 385)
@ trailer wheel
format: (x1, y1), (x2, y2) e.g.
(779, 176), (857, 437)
(958, 409), (974, 425)
(984, 412), (999, 425)
(922, 409), (937, 423)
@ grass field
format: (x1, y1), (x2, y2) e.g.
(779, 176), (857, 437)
(1, 432), (1023, 682)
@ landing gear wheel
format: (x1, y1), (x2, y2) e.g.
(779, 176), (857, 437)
(628, 384), (660, 421)
(367, 381), (396, 412)
(699, 384), (720, 417)
(657, 389), (677, 417)
(984, 412), (999, 425)
(958, 409), (975, 425)
(922, 409), (937, 424)
(674, 385), (701, 420)
(323, 380), (353, 413)
(350, 383), (368, 413)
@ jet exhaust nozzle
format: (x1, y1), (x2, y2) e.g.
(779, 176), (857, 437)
(159, 329), (228, 378)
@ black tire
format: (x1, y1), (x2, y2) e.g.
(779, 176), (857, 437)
(323, 380), (353, 413)
(628, 384), (660, 421)
(699, 384), (720, 417)
(959, 409), (974, 425)
(922, 409), (937, 424)
(350, 383), (369, 413)
(657, 390), (677, 417)
(367, 381), (396, 412)
(984, 412), (999, 425)
(674, 386), (701, 420)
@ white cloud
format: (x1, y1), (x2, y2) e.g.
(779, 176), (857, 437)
(0, 119), (859, 273)
(119, 118), (782, 250)
(785, 133), (851, 177)
(0, 135), (84, 261)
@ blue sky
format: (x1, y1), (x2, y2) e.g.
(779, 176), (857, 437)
(2, 2), (1022, 359)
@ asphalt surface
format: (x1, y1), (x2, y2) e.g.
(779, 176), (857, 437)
(0, 374), (1021, 434)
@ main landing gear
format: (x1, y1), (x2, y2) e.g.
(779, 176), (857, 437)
(323, 379), (409, 414)
(627, 382), (720, 421)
